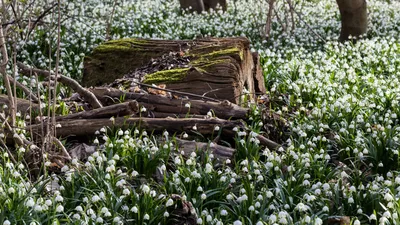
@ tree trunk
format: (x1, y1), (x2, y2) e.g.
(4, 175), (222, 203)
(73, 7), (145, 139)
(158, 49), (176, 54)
(179, 0), (205, 13)
(203, 0), (227, 11)
(336, 0), (367, 42)
(179, 0), (226, 13)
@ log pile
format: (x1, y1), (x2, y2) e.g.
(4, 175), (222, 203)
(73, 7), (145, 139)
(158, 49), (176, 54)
(6, 37), (281, 168)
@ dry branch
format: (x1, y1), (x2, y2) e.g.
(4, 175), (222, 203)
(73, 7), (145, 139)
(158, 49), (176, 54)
(56, 101), (139, 121)
(17, 62), (103, 109)
(0, 94), (39, 113)
(91, 87), (249, 120)
(175, 138), (234, 161)
(29, 117), (244, 138)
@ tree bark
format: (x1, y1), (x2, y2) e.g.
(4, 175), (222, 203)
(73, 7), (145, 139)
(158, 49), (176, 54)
(203, 0), (227, 11)
(179, 0), (227, 13)
(55, 101), (139, 121)
(336, 0), (367, 42)
(83, 37), (264, 104)
(90, 87), (250, 120)
(179, 0), (205, 13)
(29, 117), (244, 138)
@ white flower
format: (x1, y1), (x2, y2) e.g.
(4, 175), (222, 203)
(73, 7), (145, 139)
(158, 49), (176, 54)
(141, 184), (150, 194)
(348, 197), (354, 204)
(92, 195), (100, 202)
(233, 220), (242, 225)
(55, 195), (63, 202)
(369, 214), (377, 221)
(166, 199), (174, 207)
(96, 217), (103, 223)
(8, 187), (15, 194)
(196, 218), (203, 224)
(26, 198), (35, 207)
(384, 192), (393, 201)
(220, 209), (228, 216)
(201, 193), (207, 200)
(123, 188), (130, 195)
(131, 170), (139, 177)
(143, 214), (150, 220)
(131, 206), (138, 213)
(164, 211), (169, 217)
(295, 203), (309, 212)
(3, 220), (11, 225)
(56, 205), (64, 212)
(353, 219), (360, 225)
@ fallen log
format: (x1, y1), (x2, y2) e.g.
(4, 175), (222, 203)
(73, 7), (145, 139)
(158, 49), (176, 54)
(29, 117), (244, 138)
(0, 94), (40, 114)
(175, 138), (234, 161)
(56, 101), (139, 121)
(83, 37), (265, 104)
(91, 87), (249, 120)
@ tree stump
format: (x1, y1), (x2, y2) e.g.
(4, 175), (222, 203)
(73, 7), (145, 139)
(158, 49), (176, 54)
(83, 37), (265, 104)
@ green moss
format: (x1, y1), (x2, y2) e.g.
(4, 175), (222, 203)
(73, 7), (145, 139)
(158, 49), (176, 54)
(143, 68), (189, 84)
(94, 38), (150, 53)
(201, 47), (243, 60)
(191, 58), (229, 69)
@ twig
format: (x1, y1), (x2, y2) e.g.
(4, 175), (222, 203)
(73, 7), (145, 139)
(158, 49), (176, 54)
(0, 138), (17, 164)
(287, 0), (295, 33)
(273, 7), (285, 33)
(17, 62), (103, 109)
(7, 75), (38, 102)
(26, 2), (58, 38)
(51, 0), (61, 138)
(0, 20), (16, 130)
(51, 136), (71, 161)
(105, 0), (117, 41)
(132, 81), (221, 102)
(284, 0), (326, 42)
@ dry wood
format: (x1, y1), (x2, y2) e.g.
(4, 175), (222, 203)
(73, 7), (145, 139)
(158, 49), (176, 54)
(17, 62), (103, 109)
(29, 117), (244, 138)
(0, 94), (39, 113)
(83, 37), (264, 104)
(175, 138), (234, 161)
(56, 101), (139, 121)
(256, 134), (281, 151)
(252, 52), (266, 94)
(91, 87), (249, 120)
(0, 23), (16, 128)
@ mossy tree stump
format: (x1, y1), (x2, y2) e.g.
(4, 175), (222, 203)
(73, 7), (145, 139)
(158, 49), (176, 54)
(83, 37), (265, 104)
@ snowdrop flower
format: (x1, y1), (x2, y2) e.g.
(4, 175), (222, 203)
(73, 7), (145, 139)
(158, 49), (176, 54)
(233, 220), (242, 225)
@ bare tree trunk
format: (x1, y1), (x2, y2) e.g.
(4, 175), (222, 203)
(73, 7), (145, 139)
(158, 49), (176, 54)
(336, 0), (367, 42)
(179, 0), (205, 13)
(203, 0), (227, 11)
(179, 0), (227, 13)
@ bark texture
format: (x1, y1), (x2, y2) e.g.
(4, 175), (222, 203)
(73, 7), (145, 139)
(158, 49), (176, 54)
(179, 0), (226, 13)
(336, 0), (367, 42)
(83, 37), (265, 104)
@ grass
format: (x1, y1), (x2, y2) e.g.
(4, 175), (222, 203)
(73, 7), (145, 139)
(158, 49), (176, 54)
(1, 0), (400, 224)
